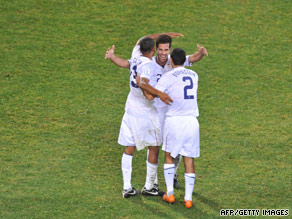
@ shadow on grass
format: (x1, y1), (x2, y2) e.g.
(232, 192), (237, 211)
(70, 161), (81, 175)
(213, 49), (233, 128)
(175, 184), (222, 213)
(194, 192), (223, 213)
(125, 194), (208, 218)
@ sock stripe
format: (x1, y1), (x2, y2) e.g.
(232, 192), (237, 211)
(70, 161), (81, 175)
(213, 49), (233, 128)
(185, 175), (196, 179)
(124, 152), (133, 157)
(164, 167), (175, 171)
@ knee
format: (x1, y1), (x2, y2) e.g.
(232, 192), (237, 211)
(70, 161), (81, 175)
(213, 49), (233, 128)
(124, 146), (135, 156)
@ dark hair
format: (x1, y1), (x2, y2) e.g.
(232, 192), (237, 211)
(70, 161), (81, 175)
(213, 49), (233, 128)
(171, 48), (186, 65)
(156, 34), (172, 48)
(140, 37), (155, 54)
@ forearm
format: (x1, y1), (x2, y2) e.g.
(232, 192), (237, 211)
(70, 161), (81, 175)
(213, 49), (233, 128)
(189, 51), (204, 63)
(140, 82), (163, 98)
(109, 55), (130, 68)
(143, 90), (155, 100)
(138, 77), (172, 105)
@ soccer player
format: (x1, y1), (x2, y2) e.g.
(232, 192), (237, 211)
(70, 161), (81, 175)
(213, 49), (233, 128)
(151, 34), (207, 189)
(154, 48), (200, 208)
(105, 33), (207, 189)
(113, 37), (172, 198)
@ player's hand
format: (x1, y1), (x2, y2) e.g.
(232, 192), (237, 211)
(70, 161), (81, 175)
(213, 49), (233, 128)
(105, 45), (115, 59)
(159, 92), (173, 105)
(168, 32), (184, 39)
(197, 44), (208, 56)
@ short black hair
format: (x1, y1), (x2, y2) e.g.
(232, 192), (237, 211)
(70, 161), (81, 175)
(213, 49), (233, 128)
(171, 48), (186, 65)
(140, 37), (154, 54)
(156, 34), (172, 48)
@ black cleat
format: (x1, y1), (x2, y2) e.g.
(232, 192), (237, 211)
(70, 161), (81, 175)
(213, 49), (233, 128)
(141, 186), (164, 196)
(153, 183), (159, 190)
(122, 187), (140, 198)
(174, 174), (179, 189)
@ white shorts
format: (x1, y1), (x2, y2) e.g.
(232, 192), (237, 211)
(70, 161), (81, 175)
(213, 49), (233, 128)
(162, 116), (200, 158)
(118, 112), (162, 150)
(156, 106), (168, 138)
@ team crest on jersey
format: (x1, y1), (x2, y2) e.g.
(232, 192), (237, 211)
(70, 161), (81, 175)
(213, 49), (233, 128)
(144, 69), (151, 76)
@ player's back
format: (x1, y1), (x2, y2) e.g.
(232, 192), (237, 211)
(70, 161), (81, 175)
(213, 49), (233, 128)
(125, 45), (156, 117)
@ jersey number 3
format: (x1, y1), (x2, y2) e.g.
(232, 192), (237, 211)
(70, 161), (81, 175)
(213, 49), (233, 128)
(131, 65), (139, 88)
(183, 76), (194, 99)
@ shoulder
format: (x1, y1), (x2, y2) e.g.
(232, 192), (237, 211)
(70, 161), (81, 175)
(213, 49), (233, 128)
(138, 58), (154, 71)
(131, 45), (141, 59)
(186, 69), (199, 81)
(159, 70), (175, 83)
(189, 69), (198, 76)
(140, 57), (154, 66)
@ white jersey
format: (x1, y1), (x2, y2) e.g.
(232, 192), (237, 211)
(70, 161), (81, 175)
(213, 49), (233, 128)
(155, 66), (199, 117)
(153, 55), (193, 109)
(125, 45), (156, 117)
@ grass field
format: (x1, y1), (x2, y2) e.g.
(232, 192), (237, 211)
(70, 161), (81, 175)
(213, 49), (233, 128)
(0, 0), (291, 218)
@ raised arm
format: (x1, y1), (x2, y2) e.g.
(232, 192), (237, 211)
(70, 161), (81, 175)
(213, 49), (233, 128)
(188, 44), (208, 63)
(137, 32), (184, 45)
(105, 45), (130, 68)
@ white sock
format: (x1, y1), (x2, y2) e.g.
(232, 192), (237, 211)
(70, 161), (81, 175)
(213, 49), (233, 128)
(184, 173), (196, 201)
(154, 171), (158, 185)
(164, 163), (175, 196)
(174, 155), (182, 175)
(144, 161), (158, 190)
(121, 153), (133, 190)
(147, 149), (159, 185)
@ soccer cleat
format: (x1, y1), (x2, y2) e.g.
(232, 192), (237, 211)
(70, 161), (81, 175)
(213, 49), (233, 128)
(153, 183), (159, 190)
(122, 187), (140, 198)
(183, 200), (193, 208)
(141, 186), (164, 196)
(163, 193), (175, 203)
(174, 174), (179, 189)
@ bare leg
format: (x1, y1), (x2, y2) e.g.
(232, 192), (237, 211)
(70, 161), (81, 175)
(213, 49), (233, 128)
(183, 157), (195, 173)
(124, 146), (135, 156)
(148, 146), (159, 164)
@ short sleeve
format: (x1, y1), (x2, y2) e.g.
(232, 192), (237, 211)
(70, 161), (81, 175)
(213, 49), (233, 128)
(140, 62), (154, 80)
(131, 45), (141, 60)
(183, 55), (193, 67)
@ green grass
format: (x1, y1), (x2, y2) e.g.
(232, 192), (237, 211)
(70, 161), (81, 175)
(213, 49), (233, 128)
(0, 0), (291, 218)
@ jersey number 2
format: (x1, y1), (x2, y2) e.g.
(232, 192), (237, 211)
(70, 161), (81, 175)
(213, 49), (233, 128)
(183, 76), (194, 99)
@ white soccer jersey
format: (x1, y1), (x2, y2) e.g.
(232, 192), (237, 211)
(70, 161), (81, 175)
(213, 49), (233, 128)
(125, 45), (157, 117)
(153, 55), (193, 109)
(155, 66), (199, 117)
(153, 55), (193, 83)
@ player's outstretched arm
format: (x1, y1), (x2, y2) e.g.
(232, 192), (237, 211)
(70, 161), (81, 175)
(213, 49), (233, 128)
(137, 32), (184, 45)
(188, 44), (208, 63)
(105, 45), (130, 68)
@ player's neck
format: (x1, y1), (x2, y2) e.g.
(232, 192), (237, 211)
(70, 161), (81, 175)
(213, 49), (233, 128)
(143, 53), (153, 60)
(156, 56), (167, 67)
(172, 64), (183, 69)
